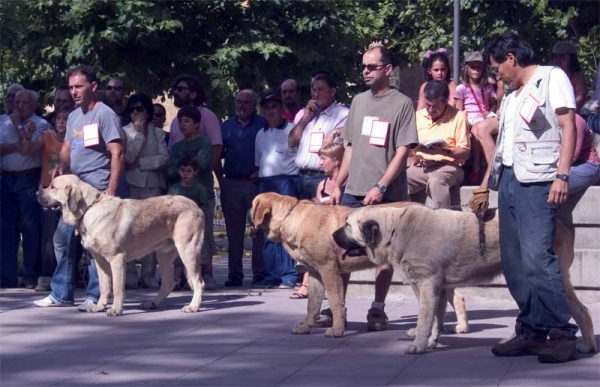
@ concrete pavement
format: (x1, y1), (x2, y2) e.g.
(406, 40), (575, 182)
(1, 256), (599, 387)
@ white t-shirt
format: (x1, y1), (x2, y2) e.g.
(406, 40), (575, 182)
(255, 121), (298, 178)
(502, 67), (575, 166)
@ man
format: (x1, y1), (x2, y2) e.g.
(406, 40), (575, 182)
(106, 77), (127, 115)
(1, 83), (24, 115)
(469, 32), (579, 364)
(167, 75), (221, 285)
(34, 65), (124, 310)
(219, 90), (267, 287)
(289, 73), (348, 200)
(408, 80), (470, 208)
(44, 85), (75, 124)
(280, 79), (301, 121)
(331, 43), (418, 331)
(0, 89), (50, 289)
(255, 91), (299, 288)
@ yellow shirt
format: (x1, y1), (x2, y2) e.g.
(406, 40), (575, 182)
(415, 106), (470, 166)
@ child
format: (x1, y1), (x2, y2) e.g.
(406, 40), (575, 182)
(454, 51), (499, 184)
(168, 155), (209, 290)
(289, 143), (345, 300)
(417, 48), (457, 110)
(168, 106), (217, 289)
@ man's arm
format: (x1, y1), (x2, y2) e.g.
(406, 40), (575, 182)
(105, 141), (123, 196)
(548, 108), (576, 204)
(210, 144), (223, 173)
(53, 140), (72, 178)
(362, 146), (410, 205)
(288, 101), (317, 148)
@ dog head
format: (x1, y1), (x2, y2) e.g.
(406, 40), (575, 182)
(37, 175), (101, 225)
(250, 192), (299, 242)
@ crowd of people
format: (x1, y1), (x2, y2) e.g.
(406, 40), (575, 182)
(1, 32), (599, 364)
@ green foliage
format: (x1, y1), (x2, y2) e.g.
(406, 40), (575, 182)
(0, 0), (597, 116)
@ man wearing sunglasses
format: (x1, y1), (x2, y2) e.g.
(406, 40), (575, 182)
(106, 77), (127, 116)
(330, 43), (418, 332)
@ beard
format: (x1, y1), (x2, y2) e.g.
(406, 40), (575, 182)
(174, 95), (188, 108)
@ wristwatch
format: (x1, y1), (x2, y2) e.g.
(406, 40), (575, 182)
(376, 183), (387, 193)
(556, 174), (569, 183)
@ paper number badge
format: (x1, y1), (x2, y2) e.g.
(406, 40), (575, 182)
(369, 120), (389, 146)
(519, 94), (539, 124)
(82, 123), (100, 147)
(309, 132), (324, 153)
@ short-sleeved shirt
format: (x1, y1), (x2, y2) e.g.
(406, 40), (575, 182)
(168, 135), (214, 199)
(168, 106), (222, 150)
(65, 103), (121, 190)
(341, 89), (418, 201)
(168, 181), (209, 212)
(221, 114), (267, 178)
(255, 120), (298, 178)
(454, 83), (496, 120)
(415, 106), (470, 166)
(294, 102), (349, 170)
(0, 114), (50, 171)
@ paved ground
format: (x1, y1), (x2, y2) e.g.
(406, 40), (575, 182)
(1, 255), (599, 387)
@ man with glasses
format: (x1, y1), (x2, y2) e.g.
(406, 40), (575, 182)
(330, 43), (418, 331)
(407, 80), (470, 208)
(106, 77), (127, 115)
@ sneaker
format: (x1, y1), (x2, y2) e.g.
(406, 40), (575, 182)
(278, 282), (295, 289)
(224, 278), (243, 287)
(538, 329), (578, 363)
(367, 307), (388, 332)
(492, 324), (546, 357)
(251, 278), (275, 288)
(77, 298), (97, 312)
(202, 274), (217, 290)
(314, 308), (348, 328)
(33, 296), (68, 307)
(34, 283), (51, 292)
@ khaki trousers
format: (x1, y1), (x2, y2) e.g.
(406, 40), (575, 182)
(407, 163), (464, 209)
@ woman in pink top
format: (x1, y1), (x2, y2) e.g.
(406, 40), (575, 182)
(569, 115), (600, 194)
(454, 51), (498, 184)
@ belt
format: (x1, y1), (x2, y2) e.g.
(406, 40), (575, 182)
(0, 167), (42, 177)
(299, 168), (326, 176)
(226, 174), (253, 180)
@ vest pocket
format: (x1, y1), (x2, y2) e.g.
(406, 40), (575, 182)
(515, 140), (560, 173)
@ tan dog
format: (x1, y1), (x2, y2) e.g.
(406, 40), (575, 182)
(333, 205), (597, 354)
(37, 175), (205, 316)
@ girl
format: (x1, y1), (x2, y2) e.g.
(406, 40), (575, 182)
(417, 49), (457, 110)
(454, 51), (498, 184)
(289, 142), (345, 300)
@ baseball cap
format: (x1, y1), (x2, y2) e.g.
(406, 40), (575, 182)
(552, 41), (577, 55)
(260, 92), (282, 106)
(465, 51), (484, 63)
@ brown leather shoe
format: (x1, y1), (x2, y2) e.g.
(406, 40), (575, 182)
(538, 329), (578, 363)
(492, 324), (546, 357)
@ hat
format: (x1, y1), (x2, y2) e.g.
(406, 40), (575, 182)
(260, 92), (282, 106)
(552, 41), (577, 55)
(465, 51), (484, 63)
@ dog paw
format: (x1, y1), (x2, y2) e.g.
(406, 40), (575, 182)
(138, 302), (156, 310)
(427, 338), (439, 350)
(324, 327), (344, 338)
(291, 324), (312, 335)
(106, 308), (123, 317)
(406, 327), (417, 337)
(181, 304), (200, 313)
(576, 342), (597, 354)
(450, 323), (469, 334)
(405, 343), (427, 354)
(89, 304), (105, 313)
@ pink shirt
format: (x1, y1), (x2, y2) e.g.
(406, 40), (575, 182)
(574, 114), (600, 165)
(167, 106), (222, 150)
(454, 84), (496, 119)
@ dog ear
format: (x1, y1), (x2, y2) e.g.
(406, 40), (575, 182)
(66, 184), (83, 214)
(251, 199), (271, 227)
(361, 220), (381, 248)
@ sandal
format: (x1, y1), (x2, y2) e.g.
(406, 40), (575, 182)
(289, 284), (308, 299)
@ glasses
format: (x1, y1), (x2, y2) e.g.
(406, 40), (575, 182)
(106, 85), (123, 91)
(131, 105), (145, 113)
(172, 86), (190, 93)
(154, 112), (164, 118)
(360, 63), (388, 72)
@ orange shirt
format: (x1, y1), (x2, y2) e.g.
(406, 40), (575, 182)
(415, 106), (470, 166)
(40, 130), (63, 188)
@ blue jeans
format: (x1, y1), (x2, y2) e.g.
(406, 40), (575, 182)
(49, 218), (99, 304)
(569, 161), (600, 195)
(341, 193), (365, 208)
(0, 172), (41, 285)
(257, 175), (299, 285)
(297, 173), (326, 200)
(498, 166), (578, 338)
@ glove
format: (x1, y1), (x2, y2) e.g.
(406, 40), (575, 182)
(468, 188), (489, 216)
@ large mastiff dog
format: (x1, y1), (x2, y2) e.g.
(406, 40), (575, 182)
(333, 205), (596, 354)
(37, 175), (205, 316)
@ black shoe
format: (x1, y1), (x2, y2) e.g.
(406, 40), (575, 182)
(492, 324), (546, 357)
(20, 279), (37, 290)
(366, 308), (388, 332)
(224, 278), (243, 287)
(538, 329), (578, 363)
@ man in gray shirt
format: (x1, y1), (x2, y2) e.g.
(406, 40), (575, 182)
(34, 65), (123, 310)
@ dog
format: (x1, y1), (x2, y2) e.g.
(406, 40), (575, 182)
(37, 174), (205, 316)
(333, 205), (597, 354)
(249, 192), (470, 337)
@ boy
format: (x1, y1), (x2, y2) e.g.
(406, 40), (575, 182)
(168, 106), (217, 289)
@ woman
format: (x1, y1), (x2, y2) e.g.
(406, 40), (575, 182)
(122, 93), (169, 289)
(552, 41), (587, 112)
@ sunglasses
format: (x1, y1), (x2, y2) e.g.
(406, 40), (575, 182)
(106, 85), (123, 91)
(154, 112), (164, 118)
(360, 63), (388, 72)
(131, 105), (145, 113)
(171, 86), (190, 93)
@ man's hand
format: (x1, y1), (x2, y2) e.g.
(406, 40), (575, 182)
(103, 186), (116, 196)
(362, 187), (384, 206)
(468, 187), (489, 216)
(9, 109), (20, 126)
(330, 185), (343, 205)
(302, 100), (318, 122)
(548, 179), (568, 204)
(52, 164), (64, 180)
